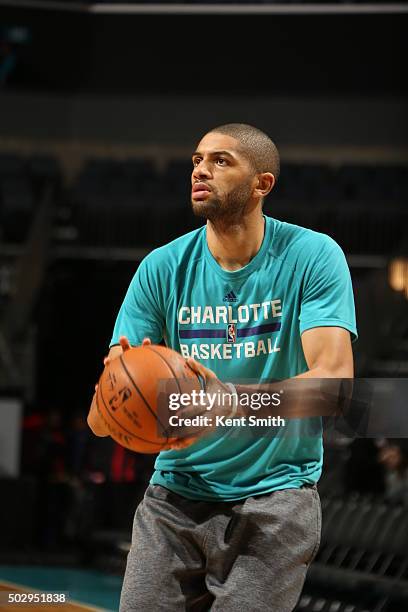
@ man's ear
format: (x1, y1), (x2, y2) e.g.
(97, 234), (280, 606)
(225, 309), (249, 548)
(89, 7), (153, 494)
(254, 172), (275, 198)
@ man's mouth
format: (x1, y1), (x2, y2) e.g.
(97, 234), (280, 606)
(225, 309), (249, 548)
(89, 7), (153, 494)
(192, 182), (211, 200)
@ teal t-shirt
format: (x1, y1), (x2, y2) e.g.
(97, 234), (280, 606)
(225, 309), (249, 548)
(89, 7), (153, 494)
(110, 216), (357, 500)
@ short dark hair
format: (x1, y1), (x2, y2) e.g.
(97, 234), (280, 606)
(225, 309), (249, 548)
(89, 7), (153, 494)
(208, 123), (280, 181)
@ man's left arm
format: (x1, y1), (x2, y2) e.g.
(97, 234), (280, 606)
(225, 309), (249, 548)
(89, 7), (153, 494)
(186, 326), (354, 424)
(297, 326), (354, 379)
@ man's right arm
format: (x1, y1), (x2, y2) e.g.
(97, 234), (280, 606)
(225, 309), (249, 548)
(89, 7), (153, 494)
(87, 337), (152, 437)
(88, 254), (167, 437)
(87, 340), (130, 437)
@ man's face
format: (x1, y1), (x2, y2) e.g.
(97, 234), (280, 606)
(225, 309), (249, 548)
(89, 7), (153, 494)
(191, 132), (257, 222)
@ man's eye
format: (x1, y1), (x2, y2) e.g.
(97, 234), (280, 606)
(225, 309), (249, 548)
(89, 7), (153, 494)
(193, 158), (201, 167)
(216, 158), (227, 165)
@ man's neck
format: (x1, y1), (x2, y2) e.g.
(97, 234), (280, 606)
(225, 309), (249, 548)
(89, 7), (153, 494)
(206, 212), (266, 272)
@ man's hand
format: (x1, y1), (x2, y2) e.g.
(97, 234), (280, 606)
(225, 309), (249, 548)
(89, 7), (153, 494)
(87, 336), (150, 436)
(162, 358), (237, 441)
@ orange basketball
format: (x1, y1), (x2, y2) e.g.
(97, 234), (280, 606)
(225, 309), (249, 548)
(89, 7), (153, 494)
(96, 345), (201, 453)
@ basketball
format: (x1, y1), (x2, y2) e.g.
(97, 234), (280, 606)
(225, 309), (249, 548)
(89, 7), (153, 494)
(95, 345), (201, 453)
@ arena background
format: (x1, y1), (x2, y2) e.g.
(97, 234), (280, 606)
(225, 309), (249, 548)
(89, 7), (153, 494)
(0, 1), (407, 610)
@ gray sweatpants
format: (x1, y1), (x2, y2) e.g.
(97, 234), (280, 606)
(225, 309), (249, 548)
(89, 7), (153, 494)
(120, 483), (321, 612)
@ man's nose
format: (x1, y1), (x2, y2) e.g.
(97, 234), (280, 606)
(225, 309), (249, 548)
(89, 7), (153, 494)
(193, 161), (212, 180)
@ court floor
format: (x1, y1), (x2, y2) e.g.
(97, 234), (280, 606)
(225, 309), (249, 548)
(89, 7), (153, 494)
(0, 566), (122, 611)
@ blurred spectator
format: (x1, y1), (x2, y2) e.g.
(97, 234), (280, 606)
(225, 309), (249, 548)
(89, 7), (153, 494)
(21, 407), (66, 480)
(31, 409), (69, 549)
(343, 438), (386, 497)
(64, 413), (93, 544)
(377, 438), (408, 505)
(0, 40), (16, 86)
(343, 437), (408, 505)
(22, 408), (92, 549)
(67, 411), (92, 477)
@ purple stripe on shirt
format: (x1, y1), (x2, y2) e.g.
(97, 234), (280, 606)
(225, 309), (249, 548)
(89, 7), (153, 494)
(238, 322), (281, 337)
(179, 322), (281, 339)
(179, 329), (226, 339)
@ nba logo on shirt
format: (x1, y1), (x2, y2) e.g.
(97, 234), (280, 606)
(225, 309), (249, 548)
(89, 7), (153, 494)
(226, 324), (236, 343)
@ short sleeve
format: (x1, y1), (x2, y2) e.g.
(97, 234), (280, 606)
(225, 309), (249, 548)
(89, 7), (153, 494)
(299, 237), (358, 342)
(109, 257), (165, 347)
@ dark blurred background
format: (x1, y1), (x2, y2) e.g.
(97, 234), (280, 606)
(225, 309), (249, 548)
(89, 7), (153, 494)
(0, 1), (407, 610)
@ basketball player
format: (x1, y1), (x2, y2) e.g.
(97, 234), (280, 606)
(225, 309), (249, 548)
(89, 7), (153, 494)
(88, 124), (357, 611)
